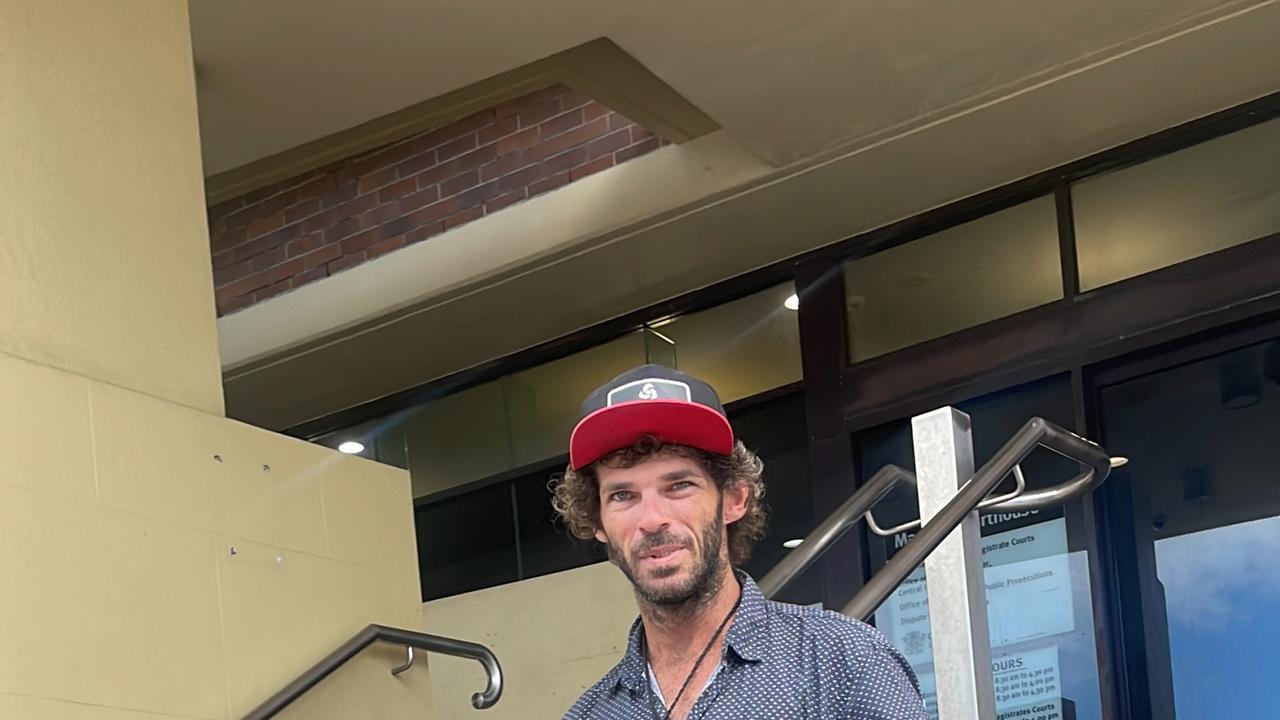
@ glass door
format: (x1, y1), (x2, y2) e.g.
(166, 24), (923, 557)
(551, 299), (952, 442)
(1096, 333), (1280, 719)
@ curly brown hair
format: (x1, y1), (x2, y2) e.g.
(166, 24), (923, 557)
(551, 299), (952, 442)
(551, 435), (768, 565)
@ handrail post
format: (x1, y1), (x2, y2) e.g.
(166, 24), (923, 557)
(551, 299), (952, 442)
(911, 407), (996, 720)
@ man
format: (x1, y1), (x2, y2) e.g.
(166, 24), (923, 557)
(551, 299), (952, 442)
(553, 364), (927, 720)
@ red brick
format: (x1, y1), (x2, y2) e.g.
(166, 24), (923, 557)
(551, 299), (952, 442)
(585, 129), (631, 161)
(291, 265), (329, 288)
(498, 163), (547, 192)
(380, 215), (414, 239)
(630, 125), (657, 144)
(406, 196), (461, 226)
(609, 112), (634, 132)
(457, 180), (502, 208)
(405, 221), (444, 245)
(221, 224), (301, 266)
(328, 251), (366, 275)
(453, 144), (498, 173)
(440, 170), (479, 199)
(398, 186), (440, 213)
(528, 171), (571, 198)
(320, 179), (358, 209)
(247, 212), (285, 239)
(437, 134), (477, 163)
(218, 293), (254, 317)
(395, 150), (438, 178)
(444, 206), (485, 229)
(525, 117), (608, 163)
(213, 259), (254, 286)
(286, 232), (327, 258)
(367, 234), (406, 260)
(378, 177), (417, 203)
(485, 188), (527, 213)
(301, 207), (342, 235)
(616, 136), (661, 163)
(360, 202), (401, 229)
(217, 257), (301, 300)
(570, 155), (614, 181)
(340, 227), (383, 255)
(495, 127), (540, 156)
(210, 226), (248, 257)
(516, 97), (564, 128)
(543, 146), (588, 174)
(539, 108), (584, 139)
(323, 217), (361, 244)
(583, 101), (611, 123)
(480, 151), (534, 183)
(254, 278), (292, 303)
(337, 192), (378, 219)
(358, 166), (397, 194)
(410, 109), (495, 153)
(302, 243), (341, 269)
(284, 197), (321, 224)
(478, 115), (519, 146)
(250, 246), (288, 272)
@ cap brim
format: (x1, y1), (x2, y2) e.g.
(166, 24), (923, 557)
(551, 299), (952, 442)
(569, 400), (734, 469)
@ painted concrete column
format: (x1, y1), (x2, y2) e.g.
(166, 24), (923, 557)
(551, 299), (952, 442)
(0, 0), (223, 414)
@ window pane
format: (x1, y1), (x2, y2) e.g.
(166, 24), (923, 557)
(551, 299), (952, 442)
(657, 282), (802, 403)
(514, 466), (607, 579)
(392, 380), (513, 498)
(844, 196), (1062, 361)
(416, 481), (518, 601)
(505, 332), (646, 467)
(856, 376), (1104, 720)
(1074, 117), (1280, 291)
(732, 393), (820, 605)
(1100, 338), (1280, 719)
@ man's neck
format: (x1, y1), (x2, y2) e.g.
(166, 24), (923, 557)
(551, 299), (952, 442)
(639, 566), (742, 665)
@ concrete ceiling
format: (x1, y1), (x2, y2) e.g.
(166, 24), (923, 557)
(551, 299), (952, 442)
(197, 0), (1280, 430)
(190, 0), (1260, 175)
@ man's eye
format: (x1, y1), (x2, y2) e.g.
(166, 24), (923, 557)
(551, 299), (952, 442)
(609, 491), (634, 503)
(670, 481), (693, 491)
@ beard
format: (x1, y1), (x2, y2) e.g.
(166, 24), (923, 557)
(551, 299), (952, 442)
(606, 500), (727, 608)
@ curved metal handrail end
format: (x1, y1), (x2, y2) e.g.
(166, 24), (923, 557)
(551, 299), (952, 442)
(372, 625), (503, 709)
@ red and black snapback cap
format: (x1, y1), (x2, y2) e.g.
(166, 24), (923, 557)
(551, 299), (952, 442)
(569, 364), (734, 470)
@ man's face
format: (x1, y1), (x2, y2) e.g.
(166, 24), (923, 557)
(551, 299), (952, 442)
(593, 451), (747, 605)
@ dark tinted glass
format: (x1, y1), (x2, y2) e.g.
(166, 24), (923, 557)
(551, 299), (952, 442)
(415, 481), (518, 601)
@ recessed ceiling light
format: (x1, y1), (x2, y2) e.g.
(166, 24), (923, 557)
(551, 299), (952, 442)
(338, 441), (366, 455)
(783, 294), (800, 311)
(1110, 456), (1129, 468)
(782, 538), (804, 549)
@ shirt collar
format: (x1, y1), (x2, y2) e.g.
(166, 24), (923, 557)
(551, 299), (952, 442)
(608, 570), (769, 695)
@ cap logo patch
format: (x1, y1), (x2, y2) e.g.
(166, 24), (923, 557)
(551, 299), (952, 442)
(606, 377), (691, 406)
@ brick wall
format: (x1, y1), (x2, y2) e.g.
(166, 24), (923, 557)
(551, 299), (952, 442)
(208, 84), (667, 316)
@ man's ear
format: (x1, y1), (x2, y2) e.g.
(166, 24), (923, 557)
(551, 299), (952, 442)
(594, 527), (608, 544)
(722, 481), (749, 525)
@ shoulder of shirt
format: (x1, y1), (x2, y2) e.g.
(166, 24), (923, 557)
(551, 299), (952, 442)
(760, 597), (895, 657)
(561, 662), (628, 719)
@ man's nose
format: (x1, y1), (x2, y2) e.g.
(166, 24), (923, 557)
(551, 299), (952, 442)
(635, 493), (671, 534)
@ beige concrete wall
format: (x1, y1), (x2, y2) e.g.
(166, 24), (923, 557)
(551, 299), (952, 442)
(422, 562), (637, 719)
(0, 349), (431, 718)
(0, 0), (224, 415)
(0, 1), (435, 716)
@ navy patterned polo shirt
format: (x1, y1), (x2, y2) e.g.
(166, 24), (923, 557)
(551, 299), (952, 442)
(563, 572), (927, 719)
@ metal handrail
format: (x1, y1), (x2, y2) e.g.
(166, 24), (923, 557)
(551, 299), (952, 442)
(757, 418), (1111, 621)
(758, 464), (915, 598)
(842, 418), (1110, 621)
(242, 624), (503, 720)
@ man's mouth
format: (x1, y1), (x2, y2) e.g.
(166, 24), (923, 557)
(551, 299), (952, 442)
(638, 545), (687, 563)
